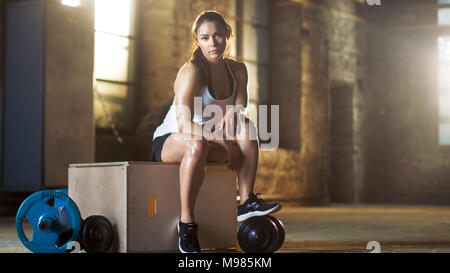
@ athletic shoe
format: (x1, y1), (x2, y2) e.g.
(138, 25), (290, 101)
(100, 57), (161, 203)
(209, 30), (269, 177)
(237, 193), (282, 222)
(177, 219), (200, 253)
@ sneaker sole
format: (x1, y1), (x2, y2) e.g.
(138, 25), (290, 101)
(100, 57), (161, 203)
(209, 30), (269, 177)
(177, 221), (199, 254)
(237, 203), (282, 222)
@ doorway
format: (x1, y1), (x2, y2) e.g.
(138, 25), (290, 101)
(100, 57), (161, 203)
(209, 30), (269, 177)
(329, 81), (355, 202)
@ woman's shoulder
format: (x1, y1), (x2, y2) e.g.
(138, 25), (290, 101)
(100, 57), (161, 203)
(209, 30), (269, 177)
(174, 62), (203, 96)
(178, 62), (201, 78)
(176, 62), (203, 85)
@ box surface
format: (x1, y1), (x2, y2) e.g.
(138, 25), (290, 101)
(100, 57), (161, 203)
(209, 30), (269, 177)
(68, 161), (237, 252)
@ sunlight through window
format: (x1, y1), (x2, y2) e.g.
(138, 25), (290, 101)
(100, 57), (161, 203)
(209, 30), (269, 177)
(61, 0), (80, 7)
(438, 36), (450, 145)
(94, 0), (136, 131)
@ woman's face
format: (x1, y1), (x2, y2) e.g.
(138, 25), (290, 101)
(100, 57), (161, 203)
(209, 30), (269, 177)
(196, 20), (228, 63)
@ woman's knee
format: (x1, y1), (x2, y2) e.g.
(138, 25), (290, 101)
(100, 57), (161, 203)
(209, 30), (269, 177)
(185, 138), (210, 160)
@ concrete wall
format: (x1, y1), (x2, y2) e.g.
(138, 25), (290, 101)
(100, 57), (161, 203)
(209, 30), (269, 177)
(0, 1), (4, 189)
(1, 0), (95, 189)
(327, 0), (373, 203)
(259, 0), (450, 205)
(256, 0), (368, 204)
(270, 1), (301, 150)
(44, 0), (95, 187)
(241, 0), (271, 130)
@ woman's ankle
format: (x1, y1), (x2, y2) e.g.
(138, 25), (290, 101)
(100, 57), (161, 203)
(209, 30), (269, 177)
(180, 215), (195, 224)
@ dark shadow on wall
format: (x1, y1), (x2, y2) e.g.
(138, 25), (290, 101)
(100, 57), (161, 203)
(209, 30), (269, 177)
(95, 101), (171, 163)
(328, 81), (355, 203)
(133, 100), (172, 161)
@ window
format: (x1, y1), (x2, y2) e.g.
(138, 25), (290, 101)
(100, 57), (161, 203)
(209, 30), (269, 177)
(438, 0), (450, 145)
(61, 0), (81, 7)
(438, 37), (450, 145)
(93, 0), (136, 133)
(439, 8), (450, 25)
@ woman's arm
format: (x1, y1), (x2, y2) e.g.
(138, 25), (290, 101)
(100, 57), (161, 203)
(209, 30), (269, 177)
(174, 63), (203, 138)
(174, 63), (225, 142)
(234, 62), (248, 110)
(218, 62), (249, 138)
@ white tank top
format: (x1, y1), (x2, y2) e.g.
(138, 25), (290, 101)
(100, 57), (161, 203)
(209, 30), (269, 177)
(153, 59), (237, 140)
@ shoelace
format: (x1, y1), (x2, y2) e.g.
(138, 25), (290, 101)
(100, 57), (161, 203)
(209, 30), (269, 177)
(236, 193), (264, 209)
(182, 226), (198, 247)
(251, 193), (264, 204)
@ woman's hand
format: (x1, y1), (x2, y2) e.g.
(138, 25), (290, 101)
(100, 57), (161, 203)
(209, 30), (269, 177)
(215, 106), (245, 140)
(222, 141), (241, 170)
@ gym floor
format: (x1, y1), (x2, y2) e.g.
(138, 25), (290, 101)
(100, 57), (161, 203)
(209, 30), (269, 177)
(1, 203), (450, 253)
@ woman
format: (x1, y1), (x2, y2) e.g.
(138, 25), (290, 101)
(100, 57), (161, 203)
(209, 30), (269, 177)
(151, 11), (281, 253)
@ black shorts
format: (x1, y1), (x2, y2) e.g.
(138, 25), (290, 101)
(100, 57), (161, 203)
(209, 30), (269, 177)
(151, 133), (173, 162)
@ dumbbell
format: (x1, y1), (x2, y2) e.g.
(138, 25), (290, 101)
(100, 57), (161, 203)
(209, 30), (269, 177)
(237, 215), (285, 253)
(15, 189), (114, 253)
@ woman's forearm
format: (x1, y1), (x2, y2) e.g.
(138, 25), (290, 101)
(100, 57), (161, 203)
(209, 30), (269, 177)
(178, 121), (228, 146)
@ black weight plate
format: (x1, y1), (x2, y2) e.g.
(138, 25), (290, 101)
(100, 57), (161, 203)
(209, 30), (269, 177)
(80, 215), (114, 253)
(237, 216), (279, 253)
(265, 215), (285, 252)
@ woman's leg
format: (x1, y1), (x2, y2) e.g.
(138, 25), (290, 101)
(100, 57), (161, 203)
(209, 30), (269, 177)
(159, 118), (262, 222)
(160, 133), (210, 224)
(233, 118), (259, 204)
(233, 117), (280, 222)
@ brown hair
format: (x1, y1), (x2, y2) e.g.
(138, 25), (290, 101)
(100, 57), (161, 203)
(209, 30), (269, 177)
(189, 11), (233, 86)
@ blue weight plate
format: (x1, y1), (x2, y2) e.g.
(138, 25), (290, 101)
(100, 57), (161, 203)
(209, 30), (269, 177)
(15, 190), (82, 253)
(55, 188), (68, 196)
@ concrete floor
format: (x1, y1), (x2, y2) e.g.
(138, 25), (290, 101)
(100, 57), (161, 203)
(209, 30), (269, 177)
(2, 203), (450, 253)
(276, 204), (450, 253)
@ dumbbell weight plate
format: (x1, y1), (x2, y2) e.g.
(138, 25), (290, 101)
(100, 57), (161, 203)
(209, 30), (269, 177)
(265, 215), (285, 252)
(15, 190), (82, 253)
(80, 215), (114, 253)
(237, 216), (279, 253)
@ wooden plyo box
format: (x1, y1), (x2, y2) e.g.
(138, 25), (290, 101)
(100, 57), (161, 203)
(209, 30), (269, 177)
(68, 161), (238, 252)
